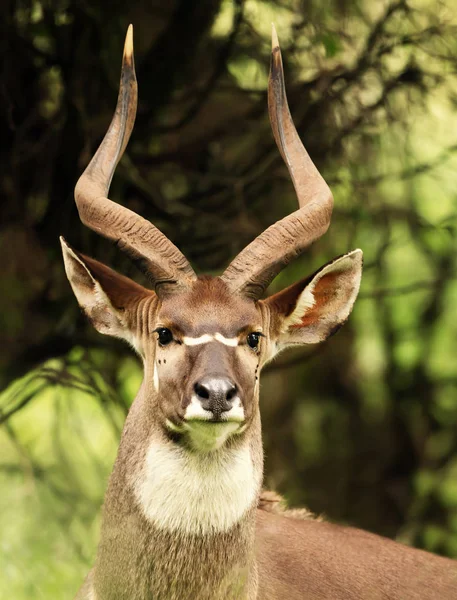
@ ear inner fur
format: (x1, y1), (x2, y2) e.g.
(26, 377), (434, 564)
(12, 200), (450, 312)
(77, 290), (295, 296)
(61, 237), (155, 352)
(265, 250), (363, 346)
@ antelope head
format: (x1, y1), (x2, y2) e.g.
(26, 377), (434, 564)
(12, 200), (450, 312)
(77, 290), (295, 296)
(61, 26), (362, 455)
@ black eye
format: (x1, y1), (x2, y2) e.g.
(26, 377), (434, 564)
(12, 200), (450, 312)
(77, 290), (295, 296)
(155, 328), (173, 346)
(247, 332), (262, 350)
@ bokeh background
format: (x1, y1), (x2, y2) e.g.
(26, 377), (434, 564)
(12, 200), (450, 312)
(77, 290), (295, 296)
(1, 0), (457, 596)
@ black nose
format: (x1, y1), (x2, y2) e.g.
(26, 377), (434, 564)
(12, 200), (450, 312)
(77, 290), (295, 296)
(194, 376), (238, 418)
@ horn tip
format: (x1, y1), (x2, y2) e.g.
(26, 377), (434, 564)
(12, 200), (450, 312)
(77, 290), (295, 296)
(124, 24), (134, 64)
(270, 24), (282, 74)
(271, 23), (279, 51)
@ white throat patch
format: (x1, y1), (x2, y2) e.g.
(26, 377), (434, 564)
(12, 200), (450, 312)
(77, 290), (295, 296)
(134, 441), (260, 535)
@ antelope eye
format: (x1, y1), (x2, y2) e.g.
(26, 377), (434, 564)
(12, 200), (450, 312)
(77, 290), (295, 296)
(155, 328), (173, 346)
(247, 332), (261, 350)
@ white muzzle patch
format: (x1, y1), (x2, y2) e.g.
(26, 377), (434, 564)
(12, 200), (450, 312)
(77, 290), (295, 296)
(184, 396), (245, 422)
(183, 396), (245, 452)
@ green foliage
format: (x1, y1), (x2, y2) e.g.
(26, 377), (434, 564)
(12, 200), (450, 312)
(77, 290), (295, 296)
(0, 354), (139, 596)
(1, 0), (457, 596)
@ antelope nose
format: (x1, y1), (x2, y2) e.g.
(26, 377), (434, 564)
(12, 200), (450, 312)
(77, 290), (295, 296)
(194, 376), (238, 418)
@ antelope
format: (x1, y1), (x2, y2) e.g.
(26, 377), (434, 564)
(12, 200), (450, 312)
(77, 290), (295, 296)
(63, 25), (457, 600)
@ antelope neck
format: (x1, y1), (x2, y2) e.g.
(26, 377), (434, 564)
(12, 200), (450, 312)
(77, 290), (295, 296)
(137, 392), (261, 522)
(97, 390), (264, 599)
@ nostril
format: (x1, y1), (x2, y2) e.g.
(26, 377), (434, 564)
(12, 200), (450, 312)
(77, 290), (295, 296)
(226, 385), (237, 402)
(194, 382), (210, 400)
(193, 377), (238, 415)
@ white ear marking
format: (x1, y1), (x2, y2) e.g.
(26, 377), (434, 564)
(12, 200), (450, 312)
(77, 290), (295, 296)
(282, 249), (363, 334)
(282, 286), (315, 332)
(61, 238), (116, 329)
(61, 237), (143, 353)
(273, 249), (363, 346)
(61, 238), (99, 305)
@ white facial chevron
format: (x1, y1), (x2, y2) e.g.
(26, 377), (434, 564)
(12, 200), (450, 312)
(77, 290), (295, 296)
(182, 333), (239, 347)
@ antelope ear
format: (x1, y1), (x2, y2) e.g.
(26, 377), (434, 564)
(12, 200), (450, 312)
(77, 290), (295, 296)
(60, 237), (153, 349)
(265, 250), (362, 346)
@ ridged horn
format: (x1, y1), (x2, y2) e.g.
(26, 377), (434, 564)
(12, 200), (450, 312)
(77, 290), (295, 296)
(221, 25), (333, 299)
(74, 25), (196, 295)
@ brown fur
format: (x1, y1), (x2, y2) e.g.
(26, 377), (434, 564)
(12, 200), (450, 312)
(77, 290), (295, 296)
(63, 254), (457, 600)
(256, 509), (457, 599)
(82, 386), (262, 600)
(258, 490), (318, 521)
